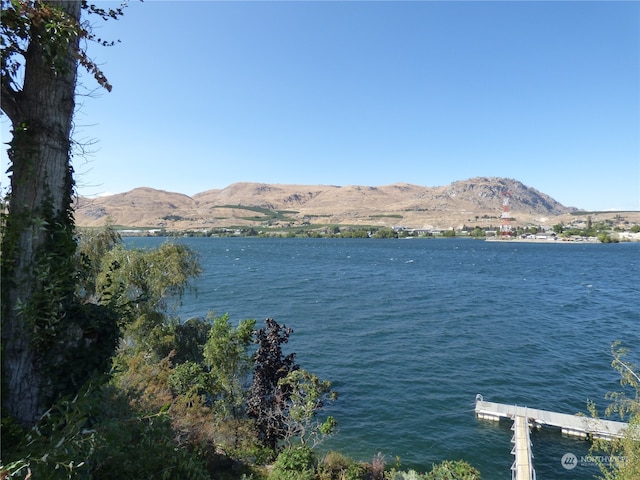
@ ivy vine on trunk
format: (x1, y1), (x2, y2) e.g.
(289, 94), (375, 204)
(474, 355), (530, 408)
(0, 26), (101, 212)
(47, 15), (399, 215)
(1, 0), (125, 428)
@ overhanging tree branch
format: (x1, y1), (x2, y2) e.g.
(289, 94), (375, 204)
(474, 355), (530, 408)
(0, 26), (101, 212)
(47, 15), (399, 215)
(1, 82), (21, 123)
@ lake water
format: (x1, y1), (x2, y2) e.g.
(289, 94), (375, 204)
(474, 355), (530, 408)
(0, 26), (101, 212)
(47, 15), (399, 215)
(125, 237), (640, 478)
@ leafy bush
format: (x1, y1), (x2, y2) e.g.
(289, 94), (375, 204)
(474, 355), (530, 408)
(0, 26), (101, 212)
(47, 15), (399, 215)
(0, 383), (211, 480)
(0, 386), (101, 480)
(597, 233), (618, 243)
(168, 360), (208, 396)
(91, 411), (210, 480)
(321, 451), (352, 473)
(389, 461), (480, 480)
(318, 451), (370, 480)
(426, 460), (480, 479)
(270, 446), (317, 480)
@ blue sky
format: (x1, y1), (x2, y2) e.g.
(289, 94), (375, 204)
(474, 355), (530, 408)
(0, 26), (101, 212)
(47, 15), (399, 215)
(1, 0), (638, 211)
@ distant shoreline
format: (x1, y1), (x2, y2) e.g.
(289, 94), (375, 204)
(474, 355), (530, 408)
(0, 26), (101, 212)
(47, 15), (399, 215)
(485, 237), (599, 244)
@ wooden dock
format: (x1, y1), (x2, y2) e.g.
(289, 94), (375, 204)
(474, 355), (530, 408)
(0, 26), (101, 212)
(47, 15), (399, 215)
(475, 396), (628, 440)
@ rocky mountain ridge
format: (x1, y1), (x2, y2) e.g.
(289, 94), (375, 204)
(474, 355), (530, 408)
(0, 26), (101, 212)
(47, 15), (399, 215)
(75, 177), (578, 231)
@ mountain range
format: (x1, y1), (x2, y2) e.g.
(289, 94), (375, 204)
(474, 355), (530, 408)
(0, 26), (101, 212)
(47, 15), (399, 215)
(75, 177), (579, 231)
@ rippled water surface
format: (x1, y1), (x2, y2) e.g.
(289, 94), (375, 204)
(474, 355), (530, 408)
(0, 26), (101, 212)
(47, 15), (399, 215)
(126, 237), (640, 478)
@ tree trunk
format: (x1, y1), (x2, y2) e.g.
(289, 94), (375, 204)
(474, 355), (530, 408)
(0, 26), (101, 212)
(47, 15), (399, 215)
(1, 0), (81, 428)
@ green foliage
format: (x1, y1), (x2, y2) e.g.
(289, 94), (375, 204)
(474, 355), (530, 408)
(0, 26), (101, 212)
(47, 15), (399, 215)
(318, 452), (371, 480)
(107, 351), (222, 472)
(271, 446), (317, 480)
(373, 228), (397, 239)
(203, 313), (256, 419)
(173, 317), (212, 364)
(1, 384), (101, 479)
(161, 214), (191, 221)
(168, 360), (208, 396)
(96, 241), (201, 318)
(90, 241), (201, 361)
(589, 342), (640, 479)
(389, 461), (480, 480)
(2, 1), (124, 425)
(0, 227), (220, 477)
(42, 302), (119, 400)
(108, 313), (261, 471)
(606, 371), (640, 479)
(1, 381), (210, 480)
(218, 205), (297, 223)
(278, 370), (338, 448)
(3, 177), (119, 411)
(470, 227), (486, 238)
(340, 229), (370, 238)
(1, 0), (125, 93)
(425, 460), (481, 479)
(320, 451), (353, 473)
(90, 402), (210, 480)
(601, 414), (640, 480)
(598, 233), (618, 243)
(76, 225), (121, 302)
(604, 342), (640, 421)
(2, 0), (77, 79)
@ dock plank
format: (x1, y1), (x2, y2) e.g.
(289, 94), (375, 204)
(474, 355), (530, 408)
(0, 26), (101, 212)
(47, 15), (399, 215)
(512, 415), (535, 480)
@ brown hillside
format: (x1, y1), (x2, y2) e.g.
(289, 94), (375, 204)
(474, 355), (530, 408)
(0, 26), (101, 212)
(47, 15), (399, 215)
(75, 177), (578, 231)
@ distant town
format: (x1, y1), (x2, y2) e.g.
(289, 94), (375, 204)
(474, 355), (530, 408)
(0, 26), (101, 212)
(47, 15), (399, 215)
(117, 214), (640, 243)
